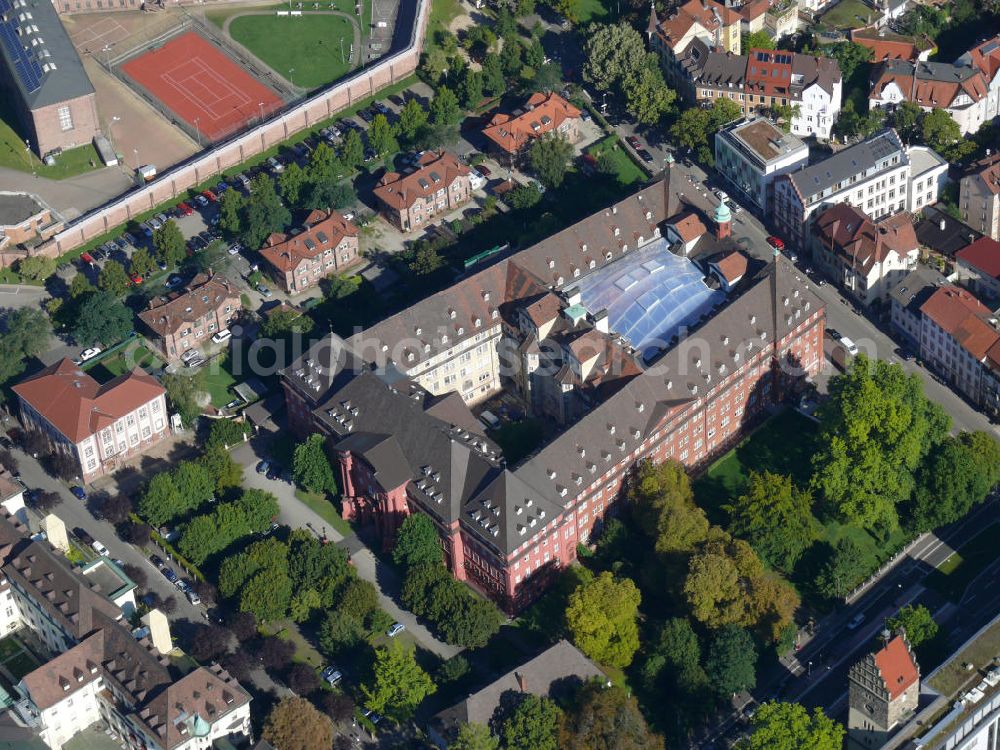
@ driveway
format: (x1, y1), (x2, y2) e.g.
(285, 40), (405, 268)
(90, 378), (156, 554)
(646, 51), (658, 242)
(230, 434), (462, 660)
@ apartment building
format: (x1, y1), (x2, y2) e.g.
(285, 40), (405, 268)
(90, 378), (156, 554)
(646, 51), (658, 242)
(259, 209), (360, 294)
(714, 117), (809, 215)
(281, 177), (825, 612)
(481, 93), (581, 158)
(648, 0), (741, 88)
(0, 192), (61, 256)
(955, 236), (1000, 301)
(138, 274), (241, 363)
(848, 634), (920, 749)
(907, 145), (949, 214)
(888, 265), (948, 350)
(810, 203), (918, 306)
(0, 510), (251, 750)
(772, 129), (911, 248)
(373, 151), (473, 232)
(960, 153), (1000, 240)
(849, 27), (935, 63)
(12, 360), (168, 483)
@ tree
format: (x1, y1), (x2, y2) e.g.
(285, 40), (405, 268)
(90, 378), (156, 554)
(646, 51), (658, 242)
(529, 134), (573, 188)
(481, 54), (506, 97)
(501, 694), (561, 750)
(583, 23), (646, 92)
(551, 0), (581, 23)
(319, 609), (365, 657)
(500, 35), (523, 77)
(737, 702), (844, 750)
(408, 240), (446, 275)
(430, 86), (462, 127)
(30, 490), (60, 513)
(287, 662), (321, 695)
(100, 493), (133, 524)
(320, 692), (356, 723)
(338, 578), (379, 623)
(5, 307), (50, 358)
(153, 220), (186, 268)
(220, 650), (254, 682)
(437, 654), (471, 684)
(531, 62), (563, 93)
(814, 537), (870, 599)
(73, 290), (133, 347)
(163, 371), (204, 428)
(460, 69), (485, 109)
(262, 696), (334, 750)
(261, 308), (315, 340)
(833, 100), (882, 142)
(309, 179), (356, 211)
(218, 189), (245, 235)
(122, 562), (147, 588)
(240, 175), (291, 250)
(743, 30), (776, 50)
(891, 101), (923, 144)
(451, 723), (498, 750)
(824, 41), (873, 81)
(279, 162), (309, 206)
(100, 258), (132, 297)
(565, 571), (641, 668)
(123, 520), (152, 546)
(910, 431), (1000, 531)
(524, 37), (545, 70)
(206, 419), (251, 451)
(240, 566), (293, 622)
(812, 356), (949, 538)
(627, 460), (708, 556)
(339, 129), (364, 170)
(369, 113), (399, 157)
(130, 248), (156, 279)
(188, 623), (231, 662)
(361, 640), (436, 721)
(69, 273), (95, 299)
(436, 593), (505, 648)
(921, 108), (962, 152)
(236, 488), (279, 533)
(463, 25), (496, 58)
(227, 610), (258, 641)
(508, 182), (543, 209)
(395, 98), (428, 144)
(887, 604), (938, 647)
(16, 255), (55, 281)
(623, 57), (676, 126)
(705, 625), (757, 697)
(670, 98), (741, 163)
(725, 471), (819, 574)
(257, 636), (296, 671)
(392, 513), (442, 568)
(173, 461), (214, 512)
(560, 681), (663, 750)
(292, 434), (338, 494)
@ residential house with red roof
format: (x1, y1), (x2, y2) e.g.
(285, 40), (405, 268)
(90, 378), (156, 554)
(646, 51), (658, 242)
(373, 151), (473, 232)
(12, 360), (168, 483)
(960, 153), (1000, 241)
(850, 26), (935, 63)
(481, 93), (582, 159)
(259, 209), (360, 294)
(956, 235), (1000, 300)
(849, 633), (920, 748)
(811, 203), (918, 306)
(648, 0), (741, 88)
(138, 274), (241, 363)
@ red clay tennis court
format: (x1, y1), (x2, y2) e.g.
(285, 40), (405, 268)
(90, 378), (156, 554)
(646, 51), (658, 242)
(121, 31), (283, 141)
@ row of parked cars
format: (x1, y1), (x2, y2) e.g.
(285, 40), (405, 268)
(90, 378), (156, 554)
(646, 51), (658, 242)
(151, 553), (202, 605)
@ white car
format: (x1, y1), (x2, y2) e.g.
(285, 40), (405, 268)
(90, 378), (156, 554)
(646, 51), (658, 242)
(713, 188), (729, 202)
(78, 347), (102, 363)
(92, 540), (109, 557)
(185, 356), (206, 368)
(387, 622), (405, 637)
(186, 589), (202, 605)
(321, 665), (343, 685)
(212, 329), (232, 344)
(469, 169), (486, 191)
(840, 336), (859, 356)
(181, 348), (200, 363)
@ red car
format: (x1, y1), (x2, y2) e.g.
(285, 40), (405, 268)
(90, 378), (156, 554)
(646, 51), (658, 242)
(766, 236), (785, 251)
(202, 189), (218, 203)
(129, 273), (143, 285)
(80, 252), (95, 265)
(175, 201), (193, 216)
(626, 135), (642, 150)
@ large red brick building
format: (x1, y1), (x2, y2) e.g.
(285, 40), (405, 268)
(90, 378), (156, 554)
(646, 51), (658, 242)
(281, 178), (825, 611)
(259, 209), (360, 294)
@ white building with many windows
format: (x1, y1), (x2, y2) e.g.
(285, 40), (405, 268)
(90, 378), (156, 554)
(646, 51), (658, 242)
(12, 359), (169, 483)
(715, 117), (809, 215)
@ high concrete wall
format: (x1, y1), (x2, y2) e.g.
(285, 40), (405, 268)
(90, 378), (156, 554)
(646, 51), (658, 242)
(33, 0), (429, 261)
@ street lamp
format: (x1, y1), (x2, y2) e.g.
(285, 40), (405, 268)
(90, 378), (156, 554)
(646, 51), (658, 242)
(193, 117), (202, 148)
(289, 68), (295, 86)
(808, 660), (813, 677)
(24, 138), (35, 175)
(258, 101), (265, 123)
(108, 115), (121, 155)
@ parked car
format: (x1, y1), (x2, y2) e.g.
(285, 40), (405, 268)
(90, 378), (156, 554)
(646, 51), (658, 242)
(256, 460), (271, 475)
(75, 528), (95, 546)
(163, 567), (178, 583)
(92, 540), (109, 557)
(176, 201), (193, 216)
(321, 666), (343, 685)
(148, 217), (163, 231)
(387, 622), (405, 637)
(78, 347), (103, 363)
(266, 464), (281, 481)
(122, 231), (138, 246)
(129, 273), (143, 286)
(193, 194), (209, 208)
(580, 110), (592, 122)
(186, 589), (201, 605)
(373, 101), (391, 115)
(225, 398), (242, 410)
(181, 348), (200, 363)
(256, 284), (272, 298)
(166, 274), (184, 288)
(847, 612), (866, 630)
(358, 107), (376, 122)
(150, 554), (164, 568)
(267, 156), (284, 174)
(626, 135), (641, 150)
(155, 212), (169, 225)
(765, 235), (785, 251)
(477, 165), (492, 178)
(201, 189), (217, 203)
(185, 356), (206, 368)
(70, 486), (87, 501)
(176, 579), (191, 593)
(212, 329), (232, 344)
(638, 149), (654, 164)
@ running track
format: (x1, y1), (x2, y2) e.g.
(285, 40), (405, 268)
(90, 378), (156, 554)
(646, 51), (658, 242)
(121, 31), (283, 141)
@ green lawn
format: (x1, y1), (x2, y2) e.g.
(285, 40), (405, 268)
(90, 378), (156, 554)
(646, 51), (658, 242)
(85, 343), (163, 382)
(0, 97), (102, 178)
(229, 14), (354, 89)
(3, 650), (39, 680)
(294, 488), (352, 537)
(427, 0), (462, 52)
(925, 523), (1000, 602)
(929, 612), (1000, 696)
(202, 354), (239, 407)
(261, 620), (324, 667)
(585, 135), (646, 186)
(574, 0), (615, 24)
(816, 0), (879, 29)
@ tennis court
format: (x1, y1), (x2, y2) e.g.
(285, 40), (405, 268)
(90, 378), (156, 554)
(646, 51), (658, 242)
(121, 30), (283, 141)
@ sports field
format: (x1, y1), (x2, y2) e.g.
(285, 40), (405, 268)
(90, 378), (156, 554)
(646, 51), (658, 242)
(228, 14), (355, 90)
(121, 31), (284, 141)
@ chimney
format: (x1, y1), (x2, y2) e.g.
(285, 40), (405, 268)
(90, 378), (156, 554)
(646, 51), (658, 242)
(593, 309), (610, 334)
(42, 514), (69, 552)
(516, 672), (528, 692)
(939, 218), (946, 231)
(142, 609), (173, 655)
(564, 285), (582, 307)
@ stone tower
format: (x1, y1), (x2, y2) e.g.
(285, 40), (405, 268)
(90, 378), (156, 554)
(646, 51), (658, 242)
(848, 632), (920, 748)
(713, 199), (732, 240)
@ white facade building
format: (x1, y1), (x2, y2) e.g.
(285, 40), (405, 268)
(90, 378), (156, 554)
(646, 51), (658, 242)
(907, 145), (950, 213)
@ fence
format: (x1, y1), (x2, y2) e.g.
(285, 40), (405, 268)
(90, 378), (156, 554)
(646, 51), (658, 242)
(33, 0), (429, 260)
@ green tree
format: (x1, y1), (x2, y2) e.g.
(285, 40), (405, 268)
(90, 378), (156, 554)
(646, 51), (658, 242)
(529, 134), (573, 188)
(565, 571), (641, 668)
(508, 183), (543, 209)
(262, 696), (333, 750)
(339, 578), (379, 623)
(824, 41), (874, 81)
(436, 593), (505, 648)
(430, 86), (462, 127)
(98, 260), (131, 296)
(814, 537), (870, 599)
(531, 62), (563, 93)
(583, 23), (646, 92)
(451, 723), (498, 750)
(737, 702), (844, 750)
(240, 175), (291, 250)
(887, 604), (938, 647)
(69, 273), (95, 298)
(393, 513), (442, 568)
(369, 113), (399, 157)
(670, 98), (741, 163)
(16, 255), (55, 281)
(500, 36), (523, 78)
(812, 355), (949, 538)
(891, 101), (923, 144)
(408, 240), (446, 276)
(524, 37), (545, 69)
(218, 188), (245, 235)
(138, 472), (182, 527)
(481, 54), (506, 97)
(153, 220), (186, 268)
(910, 432), (1000, 531)
(130, 248), (155, 279)
(833, 100), (882, 142)
(289, 588), (322, 623)
(73, 290), (133, 347)
(401, 562), (450, 615)
(173, 461), (214, 513)
(463, 25), (496, 57)
(743, 30), (776, 50)
(551, 0), (581, 23)
(339, 129), (364, 170)
(640, 617), (710, 711)
(206, 419), (251, 450)
(5, 307), (50, 357)
(199, 446), (244, 492)
(240, 565), (293, 622)
(460, 69), (485, 109)
(705, 625), (757, 697)
(502, 694), (561, 750)
(236, 488), (280, 532)
(559, 682), (663, 750)
(179, 513), (224, 563)
(623, 57), (676, 126)
(627, 460), (708, 555)
(361, 640), (436, 721)
(725, 471), (819, 574)
(279, 162), (308, 207)
(261, 308), (315, 339)
(162, 370), (204, 428)
(395, 98), (429, 143)
(319, 609), (364, 656)
(921, 108), (962, 152)
(292, 433), (338, 494)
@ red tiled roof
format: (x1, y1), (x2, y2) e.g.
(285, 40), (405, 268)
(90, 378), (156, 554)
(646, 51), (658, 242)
(260, 210), (358, 273)
(873, 635), (919, 700)
(139, 274), (240, 336)
(714, 250), (749, 284)
(735, 0), (768, 22)
(871, 62), (988, 108)
(814, 204), (917, 275)
(746, 48), (793, 97)
(850, 27), (933, 62)
(655, 0), (740, 50)
(966, 35), (1000, 82)
(373, 151), (470, 210)
(957, 236), (1000, 279)
(482, 93), (581, 155)
(920, 285), (999, 360)
(12, 360), (165, 444)
(669, 212), (708, 243)
(967, 153), (1000, 197)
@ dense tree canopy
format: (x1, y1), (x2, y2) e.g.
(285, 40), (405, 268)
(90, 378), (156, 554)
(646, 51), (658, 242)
(909, 431), (1000, 532)
(560, 681), (664, 750)
(361, 640), (436, 721)
(501, 694), (561, 750)
(262, 697), (334, 750)
(583, 23), (646, 92)
(451, 723), (498, 750)
(814, 537), (870, 600)
(73, 291), (133, 347)
(565, 571), (642, 668)
(529, 134), (574, 188)
(738, 702), (844, 750)
(153, 220), (186, 268)
(705, 625), (757, 697)
(887, 604), (938, 647)
(392, 513), (443, 568)
(292, 434), (339, 495)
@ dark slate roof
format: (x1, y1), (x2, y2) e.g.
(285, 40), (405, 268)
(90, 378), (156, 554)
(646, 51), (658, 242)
(0, 0), (95, 110)
(888, 265), (948, 314)
(915, 205), (982, 258)
(0, 191), (44, 226)
(787, 129), (906, 200)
